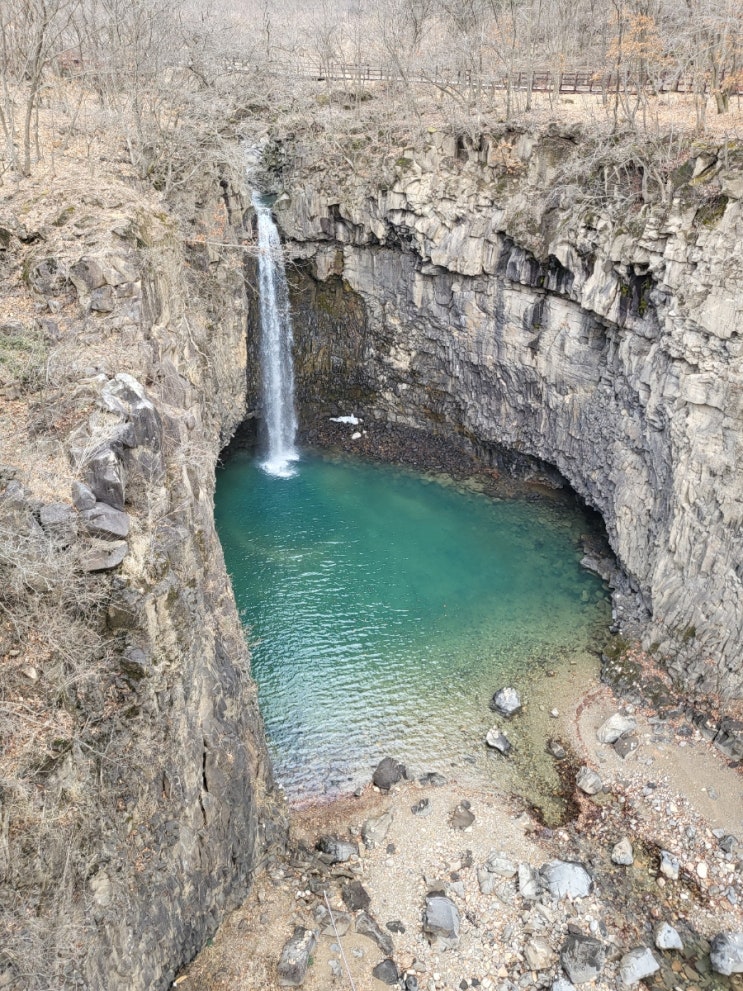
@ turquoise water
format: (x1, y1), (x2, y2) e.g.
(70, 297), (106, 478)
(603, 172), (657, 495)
(215, 451), (610, 809)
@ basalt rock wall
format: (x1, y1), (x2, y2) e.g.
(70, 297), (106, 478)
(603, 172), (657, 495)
(0, 176), (282, 989)
(273, 130), (743, 697)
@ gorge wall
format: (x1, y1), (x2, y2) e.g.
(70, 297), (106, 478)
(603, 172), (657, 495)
(0, 175), (281, 989)
(269, 129), (743, 698)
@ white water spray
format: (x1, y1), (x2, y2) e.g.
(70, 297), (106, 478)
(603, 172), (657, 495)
(252, 192), (299, 478)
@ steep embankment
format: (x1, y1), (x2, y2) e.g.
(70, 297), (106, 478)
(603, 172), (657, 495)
(270, 129), (743, 699)
(0, 175), (281, 989)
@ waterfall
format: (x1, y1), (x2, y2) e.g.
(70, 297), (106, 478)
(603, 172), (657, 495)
(252, 193), (299, 478)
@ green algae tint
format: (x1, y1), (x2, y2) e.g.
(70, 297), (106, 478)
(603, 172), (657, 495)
(215, 451), (610, 817)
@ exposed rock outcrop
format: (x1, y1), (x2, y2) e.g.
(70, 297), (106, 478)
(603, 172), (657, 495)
(0, 177), (282, 990)
(270, 130), (743, 696)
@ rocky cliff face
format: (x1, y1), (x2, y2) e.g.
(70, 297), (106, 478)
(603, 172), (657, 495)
(272, 130), (743, 697)
(0, 177), (281, 989)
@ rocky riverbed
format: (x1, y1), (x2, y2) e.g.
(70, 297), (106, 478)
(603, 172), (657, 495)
(181, 669), (743, 991)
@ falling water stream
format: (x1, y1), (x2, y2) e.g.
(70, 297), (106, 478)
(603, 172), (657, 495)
(252, 192), (298, 478)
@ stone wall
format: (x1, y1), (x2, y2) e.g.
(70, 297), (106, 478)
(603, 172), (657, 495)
(273, 130), (743, 697)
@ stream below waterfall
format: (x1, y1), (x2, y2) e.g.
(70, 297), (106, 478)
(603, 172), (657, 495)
(215, 449), (611, 822)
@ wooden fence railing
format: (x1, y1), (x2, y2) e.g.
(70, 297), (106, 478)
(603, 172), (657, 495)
(231, 59), (743, 98)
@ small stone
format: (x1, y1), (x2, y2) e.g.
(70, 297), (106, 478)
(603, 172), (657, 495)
(484, 852), (517, 878)
(355, 911), (394, 956)
(372, 959), (399, 984)
(329, 960), (342, 978)
(524, 937), (555, 970)
(596, 713), (637, 744)
(550, 708), (559, 718)
(709, 932), (743, 975)
(341, 881), (370, 912)
(489, 687), (522, 717)
(277, 927), (317, 987)
(540, 860), (593, 900)
(518, 863), (543, 900)
(611, 838), (634, 866)
(659, 851), (679, 880)
(696, 861), (708, 879)
(362, 811), (393, 848)
(485, 727), (512, 755)
(412, 798), (431, 817)
(576, 766), (603, 795)
(419, 772), (447, 787)
(613, 734), (639, 759)
(654, 922), (683, 951)
(619, 947), (659, 985)
(451, 803), (475, 829)
(719, 835), (738, 854)
(547, 739), (567, 760)
(422, 895), (460, 946)
(560, 933), (606, 984)
(316, 835), (359, 863)
(552, 980), (576, 991)
(386, 920), (406, 934)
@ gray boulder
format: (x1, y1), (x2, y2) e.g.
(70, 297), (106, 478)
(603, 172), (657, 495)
(277, 927), (317, 987)
(490, 686), (522, 717)
(355, 912), (394, 956)
(372, 757), (407, 791)
(422, 894), (460, 946)
(80, 539), (128, 572)
(710, 932), (743, 975)
(654, 922), (683, 951)
(85, 447), (125, 509)
(540, 860), (593, 900)
(71, 481), (96, 511)
(341, 881), (370, 912)
(39, 502), (73, 529)
(619, 947), (659, 985)
(596, 713), (637, 744)
(560, 934), (606, 984)
(82, 503), (130, 539)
